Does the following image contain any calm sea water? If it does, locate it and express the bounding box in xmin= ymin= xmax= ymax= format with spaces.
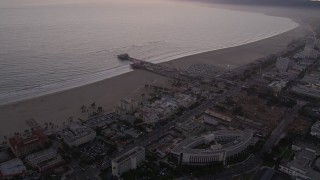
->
xmin=0 ymin=0 xmax=298 ymax=105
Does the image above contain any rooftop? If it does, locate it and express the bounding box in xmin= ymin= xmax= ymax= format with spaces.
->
xmin=171 ymin=130 xmax=253 ymax=155
xmin=0 ymin=158 xmax=26 ymax=177
xmin=8 ymin=129 xmax=48 ymax=152
xmin=113 ymin=147 xmax=145 ymax=164
xmin=25 ymin=148 xmax=57 ymax=165
xmin=61 ymin=123 xmax=96 ymax=143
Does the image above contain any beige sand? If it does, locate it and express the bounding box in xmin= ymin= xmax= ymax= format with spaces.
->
xmin=0 ymin=25 xmax=307 ymax=140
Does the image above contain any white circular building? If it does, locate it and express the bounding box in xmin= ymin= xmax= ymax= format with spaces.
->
xmin=170 ymin=129 xmax=253 ymax=165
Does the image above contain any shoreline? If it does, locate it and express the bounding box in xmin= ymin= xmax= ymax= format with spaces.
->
xmin=0 ymin=19 xmax=298 ymax=107
xmin=0 ymin=24 xmax=309 ymax=139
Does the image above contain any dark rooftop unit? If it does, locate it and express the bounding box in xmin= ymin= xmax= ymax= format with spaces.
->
xmin=117 ymin=54 xmax=130 ymax=60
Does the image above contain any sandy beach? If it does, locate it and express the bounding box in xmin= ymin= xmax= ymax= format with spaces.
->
xmin=0 ymin=23 xmax=308 ymax=140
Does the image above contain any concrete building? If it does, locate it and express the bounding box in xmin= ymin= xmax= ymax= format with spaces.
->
xmin=111 ymin=147 xmax=145 ymax=177
xmin=268 ymin=80 xmax=288 ymax=94
xmin=0 ymin=158 xmax=26 ymax=179
xmin=176 ymin=119 xmax=204 ymax=137
xmin=24 ymin=148 xmax=64 ymax=172
xmin=136 ymin=97 xmax=179 ymax=124
xmin=8 ymin=130 xmax=48 ymax=157
xmin=61 ymin=123 xmax=96 ymax=147
xmin=276 ymin=57 xmax=290 ymax=72
xmin=115 ymin=99 xmax=138 ymax=115
xmin=204 ymin=110 xmax=232 ymax=122
xmin=303 ymin=46 xmax=318 ymax=60
xmin=310 ymin=121 xmax=320 ymax=139
xmin=279 ymin=142 xmax=320 ymax=180
xmin=171 ymin=130 xmax=253 ymax=165
xmin=291 ymin=84 xmax=320 ymax=99
xmin=83 ymin=114 xmax=118 ymax=129
xmin=175 ymin=93 xmax=197 ymax=108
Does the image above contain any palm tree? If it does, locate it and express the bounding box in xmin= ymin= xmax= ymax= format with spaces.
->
xmin=91 ymin=102 xmax=96 ymax=109
xmin=67 ymin=116 xmax=73 ymax=124
xmin=97 ymin=107 xmax=103 ymax=114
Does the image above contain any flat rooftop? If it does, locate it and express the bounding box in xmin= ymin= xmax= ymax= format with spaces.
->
xmin=61 ymin=123 xmax=95 ymax=143
xmin=113 ymin=147 xmax=144 ymax=164
xmin=171 ymin=130 xmax=253 ymax=155
xmin=0 ymin=158 xmax=26 ymax=177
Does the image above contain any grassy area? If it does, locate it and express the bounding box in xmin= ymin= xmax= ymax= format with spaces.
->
xmin=282 ymin=149 xmax=293 ymax=160
xmin=227 ymin=152 xmax=251 ymax=165
xmin=260 ymin=160 xmax=276 ymax=168
xmin=233 ymin=171 xmax=256 ymax=180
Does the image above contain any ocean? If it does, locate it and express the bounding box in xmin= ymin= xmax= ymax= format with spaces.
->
xmin=0 ymin=0 xmax=298 ymax=105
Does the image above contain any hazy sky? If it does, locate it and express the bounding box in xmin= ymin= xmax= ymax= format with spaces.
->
xmin=0 ymin=0 xmax=170 ymax=7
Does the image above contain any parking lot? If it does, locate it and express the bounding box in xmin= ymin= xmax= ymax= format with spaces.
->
xmin=78 ymin=140 xmax=109 ymax=163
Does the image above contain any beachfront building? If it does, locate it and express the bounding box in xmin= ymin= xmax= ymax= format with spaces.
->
xmin=8 ymin=129 xmax=48 ymax=158
xmin=0 ymin=158 xmax=26 ymax=179
xmin=310 ymin=121 xmax=320 ymax=139
xmin=276 ymin=57 xmax=290 ymax=72
xmin=24 ymin=148 xmax=64 ymax=172
xmin=61 ymin=123 xmax=96 ymax=147
xmin=170 ymin=130 xmax=253 ymax=165
xmin=111 ymin=147 xmax=145 ymax=177
xmin=294 ymin=46 xmax=319 ymax=60
xmin=114 ymin=99 xmax=138 ymax=115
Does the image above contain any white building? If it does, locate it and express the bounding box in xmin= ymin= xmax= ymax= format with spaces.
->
xmin=61 ymin=123 xmax=96 ymax=147
xmin=0 ymin=158 xmax=26 ymax=179
xmin=276 ymin=57 xmax=290 ymax=72
xmin=310 ymin=121 xmax=320 ymax=139
xmin=171 ymin=130 xmax=253 ymax=165
xmin=112 ymin=147 xmax=145 ymax=177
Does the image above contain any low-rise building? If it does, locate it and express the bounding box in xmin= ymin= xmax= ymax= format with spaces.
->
xmin=8 ymin=130 xmax=48 ymax=157
xmin=24 ymin=148 xmax=64 ymax=172
xmin=276 ymin=57 xmax=290 ymax=72
xmin=310 ymin=121 xmax=320 ymax=139
xmin=204 ymin=110 xmax=232 ymax=122
xmin=279 ymin=142 xmax=320 ymax=180
xmin=0 ymin=158 xmax=26 ymax=179
xmin=84 ymin=114 xmax=118 ymax=129
xmin=171 ymin=130 xmax=253 ymax=165
xmin=111 ymin=147 xmax=145 ymax=177
xmin=136 ymin=97 xmax=179 ymax=124
xmin=291 ymin=85 xmax=320 ymax=99
xmin=268 ymin=80 xmax=288 ymax=94
xmin=175 ymin=93 xmax=197 ymax=108
xmin=124 ymin=128 xmax=141 ymax=139
xmin=176 ymin=119 xmax=204 ymax=137
xmin=114 ymin=99 xmax=138 ymax=115
xmin=61 ymin=123 xmax=96 ymax=147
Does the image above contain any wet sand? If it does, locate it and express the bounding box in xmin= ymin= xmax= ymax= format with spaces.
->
xmin=0 ymin=23 xmax=308 ymax=140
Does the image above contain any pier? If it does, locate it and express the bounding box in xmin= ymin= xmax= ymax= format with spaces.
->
xmin=118 ymin=54 xmax=193 ymax=81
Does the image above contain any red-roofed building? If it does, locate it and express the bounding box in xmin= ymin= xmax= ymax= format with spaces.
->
xmin=8 ymin=130 xmax=48 ymax=158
